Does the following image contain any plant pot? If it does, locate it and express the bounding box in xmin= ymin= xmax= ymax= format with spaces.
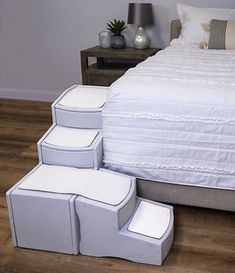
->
xmin=111 ymin=35 xmax=126 ymax=49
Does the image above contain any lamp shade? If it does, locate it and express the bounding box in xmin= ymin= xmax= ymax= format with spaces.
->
xmin=128 ymin=3 xmax=154 ymax=26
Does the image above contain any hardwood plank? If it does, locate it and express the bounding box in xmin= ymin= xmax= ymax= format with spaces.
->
xmin=0 ymin=98 xmax=234 ymax=273
xmin=0 ymin=99 xmax=48 ymax=195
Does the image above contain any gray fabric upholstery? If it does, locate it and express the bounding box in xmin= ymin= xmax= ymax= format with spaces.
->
xmin=208 ymin=19 xmax=227 ymax=49
xmin=171 ymin=20 xmax=182 ymax=41
xmin=208 ymin=19 xmax=235 ymax=49
xmin=137 ymin=179 xmax=235 ymax=212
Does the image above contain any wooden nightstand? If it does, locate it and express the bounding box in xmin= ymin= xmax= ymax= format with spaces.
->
xmin=80 ymin=46 xmax=160 ymax=86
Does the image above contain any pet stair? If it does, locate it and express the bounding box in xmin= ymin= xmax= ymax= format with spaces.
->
xmin=52 ymin=85 xmax=108 ymax=129
xmin=6 ymin=164 xmax=134 ymax=255
xmin=6 ymin=84 xmax=174 ymax=266
xmin=76 ymin=193 xmax=173 ymax=265
xmin=37 ymin=124 xmax=103 ymax=169
xmin=7 ymin=164 xmax=173 ymax=265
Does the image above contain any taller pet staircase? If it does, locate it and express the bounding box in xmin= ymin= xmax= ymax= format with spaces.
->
xmin=6 ymin=85 xmax=174 ymax=266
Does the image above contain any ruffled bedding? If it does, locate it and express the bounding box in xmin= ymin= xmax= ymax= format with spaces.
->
xmin=102 ymin=42 xmax=235 ymax=190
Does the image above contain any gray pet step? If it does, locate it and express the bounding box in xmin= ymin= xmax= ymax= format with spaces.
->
xmin=7 ymin=163 xmax=174 ymax=265
xmin=37 ymin=124 xmax=103 ymax=169
xmin=52 ymin=85 xmax=108 ymax=129
xmin=6 ymin=165 xmax=80 ymax=254
xmin=76 ymin=194 xmax=174 ymax=266
xmin=6 ymin=164 xmax=134 ymax=255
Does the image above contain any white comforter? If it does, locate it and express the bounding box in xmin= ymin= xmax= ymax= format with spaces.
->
xmin=102 ymin=42 xmax=235 ymax=190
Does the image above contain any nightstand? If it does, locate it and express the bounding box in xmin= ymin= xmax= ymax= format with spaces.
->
xmin=80 ymin=46 xmax=160 ymax=86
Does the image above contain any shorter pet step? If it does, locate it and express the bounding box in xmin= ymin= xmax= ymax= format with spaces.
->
xmin=76 ymin=196 xmax=174 ymax=266
xmin=37 ymin=124 xmax=103 ymax=169
xmin=52 ymin=85 xmax=108 ymax=129
xmin=6 ymin=164 xmax=134 ymax=255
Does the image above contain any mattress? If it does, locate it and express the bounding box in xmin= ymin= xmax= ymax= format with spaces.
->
xmin=102 ymin=41 xmax=235 ymax=190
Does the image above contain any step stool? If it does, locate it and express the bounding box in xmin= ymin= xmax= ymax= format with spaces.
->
xmin=38 ymin=124 xmax=103 ymax=169
xmin=76 ymin=194 xmax=174 ymax=265
xmin=6 ymin=164 xmax=134 ymax=255
xmin=52 ymin=85 xmax=108 ymax=129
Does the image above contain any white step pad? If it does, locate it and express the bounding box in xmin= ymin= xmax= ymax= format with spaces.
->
xmin=128 ymin=201 xmax=170 ymax=239
xmin=59 ymin=86 xmax=107 ymax=109
xmin=43 ymin=126 xmax=99 ymax=148
xmin=38 ymin=125 xmax=102 ymax=169
xmin=19 ymin=164 xmax=132 ymax=206
xmin=52 ymin=85 xmax=108 ymax=129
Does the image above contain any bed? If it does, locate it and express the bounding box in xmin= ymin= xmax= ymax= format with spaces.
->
xmin=102 ymin=18 xmax=235 ymax=212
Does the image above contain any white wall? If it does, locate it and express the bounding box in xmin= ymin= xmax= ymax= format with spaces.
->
xmin=0 ymin=0 xmax=235 ymax=101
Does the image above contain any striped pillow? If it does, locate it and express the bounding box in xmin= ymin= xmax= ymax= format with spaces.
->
xmin=208 ymin=19 xmax=235 ymax=49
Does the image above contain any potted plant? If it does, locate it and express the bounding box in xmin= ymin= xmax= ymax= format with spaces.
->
xmin=107 ymin=19 xmax=127 ymax=49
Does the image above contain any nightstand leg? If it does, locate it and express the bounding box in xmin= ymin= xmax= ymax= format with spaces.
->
xmin=80 ymin=52 xmax=88 ymax=85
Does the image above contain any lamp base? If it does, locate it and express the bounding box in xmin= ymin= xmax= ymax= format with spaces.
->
xmin=133 ymin=26 xmax=150 ymax=49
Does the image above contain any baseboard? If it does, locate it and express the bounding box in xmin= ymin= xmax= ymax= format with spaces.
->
xmin=0 ymin=87 xmax=62 ymax=102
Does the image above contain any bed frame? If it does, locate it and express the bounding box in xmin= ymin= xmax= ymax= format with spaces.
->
xmin=170 ymin=20 xmax=182 ymax=41
xmin=137 ymin=20 xmax=235 ymax=212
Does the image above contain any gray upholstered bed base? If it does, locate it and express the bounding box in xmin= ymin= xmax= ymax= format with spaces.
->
xmin=170 ymin=20 xmax=182 ymax=41
xmin=137 ymin=179 xmax=235 ymax=212
xmin=136 ymin=21 xmax=235 ymax=212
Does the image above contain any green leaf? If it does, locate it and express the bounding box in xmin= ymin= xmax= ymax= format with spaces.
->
xmin=107 ymin=18 xmax=127 ymax=35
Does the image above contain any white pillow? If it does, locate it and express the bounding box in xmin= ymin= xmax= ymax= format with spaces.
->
xmin=177 ymin=4 xmax=235 ymax=44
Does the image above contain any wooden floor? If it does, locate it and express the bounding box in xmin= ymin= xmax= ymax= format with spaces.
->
xmin=0 ymin=98 xmax=234 ymax=273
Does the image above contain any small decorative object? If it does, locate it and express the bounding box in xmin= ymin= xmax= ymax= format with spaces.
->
xmin=107 ymin=19 xmax=127 ymax=49
xmin=98 ymin=31 xmax=112 ymax=48
xmin=128 ymin=3 xmax=154 ymax=49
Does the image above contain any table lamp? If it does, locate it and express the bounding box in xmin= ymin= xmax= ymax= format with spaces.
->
xmin=128 ymin=3 xmax=154 ymax=49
